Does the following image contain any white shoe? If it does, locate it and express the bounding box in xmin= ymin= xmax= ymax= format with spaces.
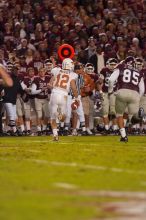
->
xmin=71 ymin=129 xmax=78 ymax=136
xmin=86 ymin=128 xmax=93 ymax=135
xmin=53 ymin=135 xmax=59 ymax=141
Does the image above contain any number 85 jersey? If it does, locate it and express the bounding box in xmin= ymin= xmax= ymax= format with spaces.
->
xmin=51 ymin=67 xmax=77 ymax=95
xmin=109 ymin=63 xmax=144 ymax=94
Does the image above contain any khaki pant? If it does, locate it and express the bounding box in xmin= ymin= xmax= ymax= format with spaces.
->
xmin=81 ymin=96 xmax=90 ymax=115
xmin=16 ymin=97 xmax=24 ymax=117
xmin=23 ymin=99 xmax=36 ymax=119
xmin=35 ymin=98 xmax=49 ymax=119
xmin=102 ymin=93 xmax=116 ymax=117
xmin=116 ymin=89 xmax=140 ymax=116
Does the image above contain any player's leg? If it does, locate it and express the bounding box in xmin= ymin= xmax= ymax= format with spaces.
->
xmin=64 ymin=95 xmax=72 ymax=135
xmin=4 ymin=103 xmax=17 ymax=135
xmin=81 ymin=96 xmax=92 ymax=135
xmin=35 ymin=98 xmax=43 ymax=135
xmin=16 ymin=97 xmax=25 ymax=135
xmin=42 ymin=98 xmax=49 ymax=135
xmin=50 ymin=92 xmax=60 ymax=141
xmin=128 ymin=91 xmax=141 ymax=128
xmin=102 ymin=93 xmax=110 ymax=133
xmin=115 ymin=89 xmax=128 ymax=142
xmin=139 ymin=95 xmax=146 ymax=133
xmin=76 ymin=98 xmax=86 ymax=135
xmin=109 ymin=93 xmax=118 ymax=134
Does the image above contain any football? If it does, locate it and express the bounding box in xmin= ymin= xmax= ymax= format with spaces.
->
xmin=71 ymin=100 xmax=79 ymax=110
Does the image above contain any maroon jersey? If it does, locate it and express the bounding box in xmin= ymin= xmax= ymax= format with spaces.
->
xmin=100 ymin=67 xmax=117 ymax=93
xmin=45 ymin=70 xmax=52 ymax=77
xmin=117 ymin=64 xmax=143 ymax=92
xmin=33 ymin=75 xmax=51 ymax=99
xmin=23 ymin=76 xmax=36 ymax=99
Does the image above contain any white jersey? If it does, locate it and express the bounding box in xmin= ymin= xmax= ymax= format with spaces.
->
xmin=52 ymin=68 xmax=77 ymax=95
xmin=51 ymin=66 xmax=61 ymax=76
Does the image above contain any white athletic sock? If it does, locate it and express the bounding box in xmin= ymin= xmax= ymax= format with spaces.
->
xmin=136 ymin=124 xmax=140 ymax=129
xmin=20 ymin=124 xmax=25 ymax=132
xmin=53 ymin=128 xmax=58 ymax=136
xmin=120 ymin=128 xmax=126 ymax=138
xmin=42 ymin=124 xmax=47 ymax=131
xmin=82 ymin=126 xmax=86 ymax=131
xmin=76 ymin=119 xmax=80 ymax=129
xmin=26 ymin=121 xmax=30 ymax=131
xmin=113 ymin=125 xmax=118 ymax=130
xmin=105 ymin=124 xmax=109 ymax=130
xmin=37 ymin=126 xmax=41 ymax=131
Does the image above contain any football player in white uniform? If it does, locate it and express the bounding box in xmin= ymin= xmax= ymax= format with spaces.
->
xmin=49 ymin=58 xmax=79 ymax=141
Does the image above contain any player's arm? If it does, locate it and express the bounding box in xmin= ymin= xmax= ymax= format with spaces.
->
xmin=31 ymin=83 xmax=42 ymax=94
xmin=0 ymin=65 xmax=13 ymax=87
xmin=96 ymin=73 xmax=104 ymax=91
xmin=108 ymin=68 xmax=119 ymax=94
xmin=139 ymin=77 xmax=145 ymax=97
xmin=21 ymin=81 xmax=27 ymax=90
xmin=48 ymin=75 xmax=55 ymax=89
xmin=21 ymin=81 xmax=30 ymax=93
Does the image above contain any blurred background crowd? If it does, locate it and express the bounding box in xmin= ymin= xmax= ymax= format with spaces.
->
xmin=0 ymin=0 xmax=146 ymax=70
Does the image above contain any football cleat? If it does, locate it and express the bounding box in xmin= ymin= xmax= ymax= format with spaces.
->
xmin=71 ymin=129 xmax=78 ymax=136
xmin=26 ymin=130 xmax=31 ymax=136
xmin=86 ymin=128 xmax=93 ymax=135
xmin=120 ymin=136 xmax=128 ymax=142
xmin=63 ymin=129 xmax=71 ymax=136
xmin=37 ymin=131 xmax=42 ymax=136
xmin=53 ymin=135 xmax=59 ymax=141
xmin=80 ymin=130 xmax=88 ymax=136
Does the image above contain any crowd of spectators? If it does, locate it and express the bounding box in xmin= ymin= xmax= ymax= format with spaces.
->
xmin=0 ymin=0 xmax=146 ymax=71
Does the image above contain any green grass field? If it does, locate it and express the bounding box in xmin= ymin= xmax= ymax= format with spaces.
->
xmin=0 ymin=136 xmax=146 ymax=220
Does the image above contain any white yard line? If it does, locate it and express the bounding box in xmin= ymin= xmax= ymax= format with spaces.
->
xmin=53 ymin=180 xmax=146 ymax=200
xmin=29 ymin=159 xmax=146 ymax=175
xmin=53 ymin=182 xmax=146 ymax=199
xmin=54 ymin=182 xmax=78 ymax=189
xmin=78 ymin=190 xmax=146 ymax=199
xmin=53 ymin=182 xmax=146 ymax=219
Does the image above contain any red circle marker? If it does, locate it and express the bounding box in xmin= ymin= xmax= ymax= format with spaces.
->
xmin=58 ymin=44 xmax=75 ymax=60
xmin=64 ymin=50 xmax=69 ymax=55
